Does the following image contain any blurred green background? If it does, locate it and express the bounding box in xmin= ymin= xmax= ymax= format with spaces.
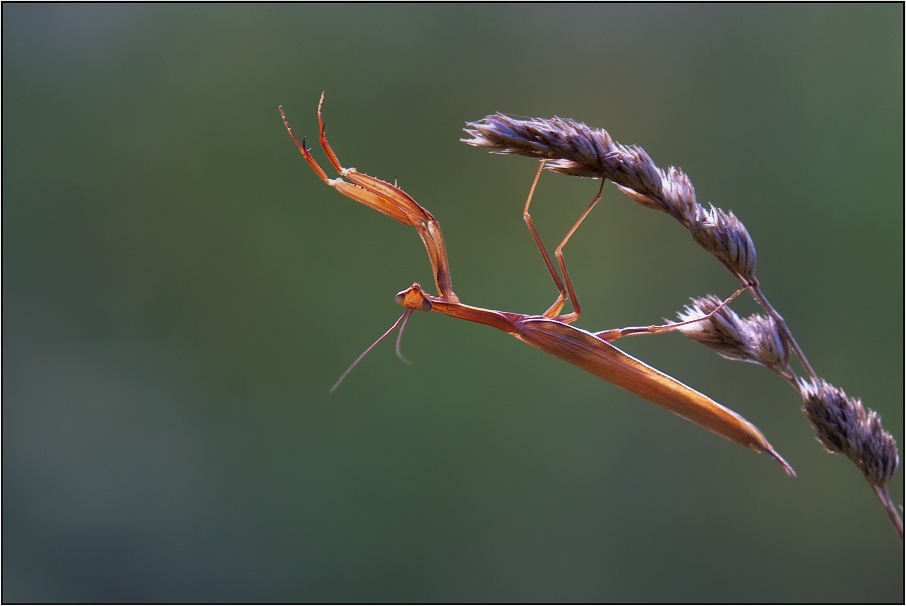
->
xmin=3 ymin=4 xmax=902 ymax=602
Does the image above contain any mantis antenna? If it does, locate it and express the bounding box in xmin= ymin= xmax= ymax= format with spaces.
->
xmin=330 ymin=309 xmax=414 ymax=393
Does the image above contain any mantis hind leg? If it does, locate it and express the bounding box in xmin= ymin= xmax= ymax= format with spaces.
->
xmin=594 ymin=284 xmax=749 ymax=342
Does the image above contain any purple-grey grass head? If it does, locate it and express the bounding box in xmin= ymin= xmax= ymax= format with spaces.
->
xmin=674 ymin=295 xmax=790 ymax=376
xmin=463 ymin=114 xmax=757 ymax=281
xmin=799 ymin=378 xmax=899 ymax=487
xmin=744 ymin=313 xmax=791 ymax=374
xmin=462 ymin=114 xmax=662 ymax=198
xmin=688 ymin=206 xmax=758 ymax=282
xmin=674 ymin=295 xmax=752 ymax=362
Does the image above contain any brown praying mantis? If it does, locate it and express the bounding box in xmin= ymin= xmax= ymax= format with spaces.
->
xmin=279 ymin=97 xmax=795 ymax=476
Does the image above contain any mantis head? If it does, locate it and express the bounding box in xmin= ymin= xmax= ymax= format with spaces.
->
xmin=395 ymin=283 xmax=433 ymax=312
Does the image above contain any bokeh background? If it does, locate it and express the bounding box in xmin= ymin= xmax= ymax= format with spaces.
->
xmin=3 ymin=4 xmax=903 ymax=602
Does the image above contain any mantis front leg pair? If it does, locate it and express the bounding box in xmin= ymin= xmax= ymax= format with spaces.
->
xmin=279 ymin=98 xmax=457 ymax=302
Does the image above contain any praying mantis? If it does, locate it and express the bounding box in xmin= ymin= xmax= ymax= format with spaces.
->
xmin=279 ymin=97 xmax=794 ymax=476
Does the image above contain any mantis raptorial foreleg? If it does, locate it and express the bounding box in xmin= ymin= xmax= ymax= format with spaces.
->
xmin=280 ymin=98 xmax=457 ymax=301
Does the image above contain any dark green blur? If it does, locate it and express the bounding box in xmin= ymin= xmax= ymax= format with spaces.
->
xmin=3 ymin=4 xmax=902 ymax=602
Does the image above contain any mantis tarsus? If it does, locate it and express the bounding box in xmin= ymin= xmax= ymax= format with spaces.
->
xmin=279 ymin=97 xmax=794 ymax=476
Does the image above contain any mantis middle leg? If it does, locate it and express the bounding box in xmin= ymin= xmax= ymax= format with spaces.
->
xmin=521 ymin=160 xmax=604 ymax=323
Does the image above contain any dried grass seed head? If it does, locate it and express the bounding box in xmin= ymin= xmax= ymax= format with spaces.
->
xmin=463 ymin=113 xmax=609 ymax=177
xmin=744 ymin=313 xmax=791 ymax=374
xmin=675 ymin=296 xmax=790 ymax=375
xmin=462 ymin=114 xmax=663 ymax=198
xmin=689 ymin=206 xmax=758 ymax=282
xmin=799 ymin=378 xmax=899 ymax=487
xmin=657 ymin=167 xmax=701 ymax=225
xmin=463 ymin=114 xmax=758 ymax=281
xmin=675 ymin=295 xmax=752 ymax=361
